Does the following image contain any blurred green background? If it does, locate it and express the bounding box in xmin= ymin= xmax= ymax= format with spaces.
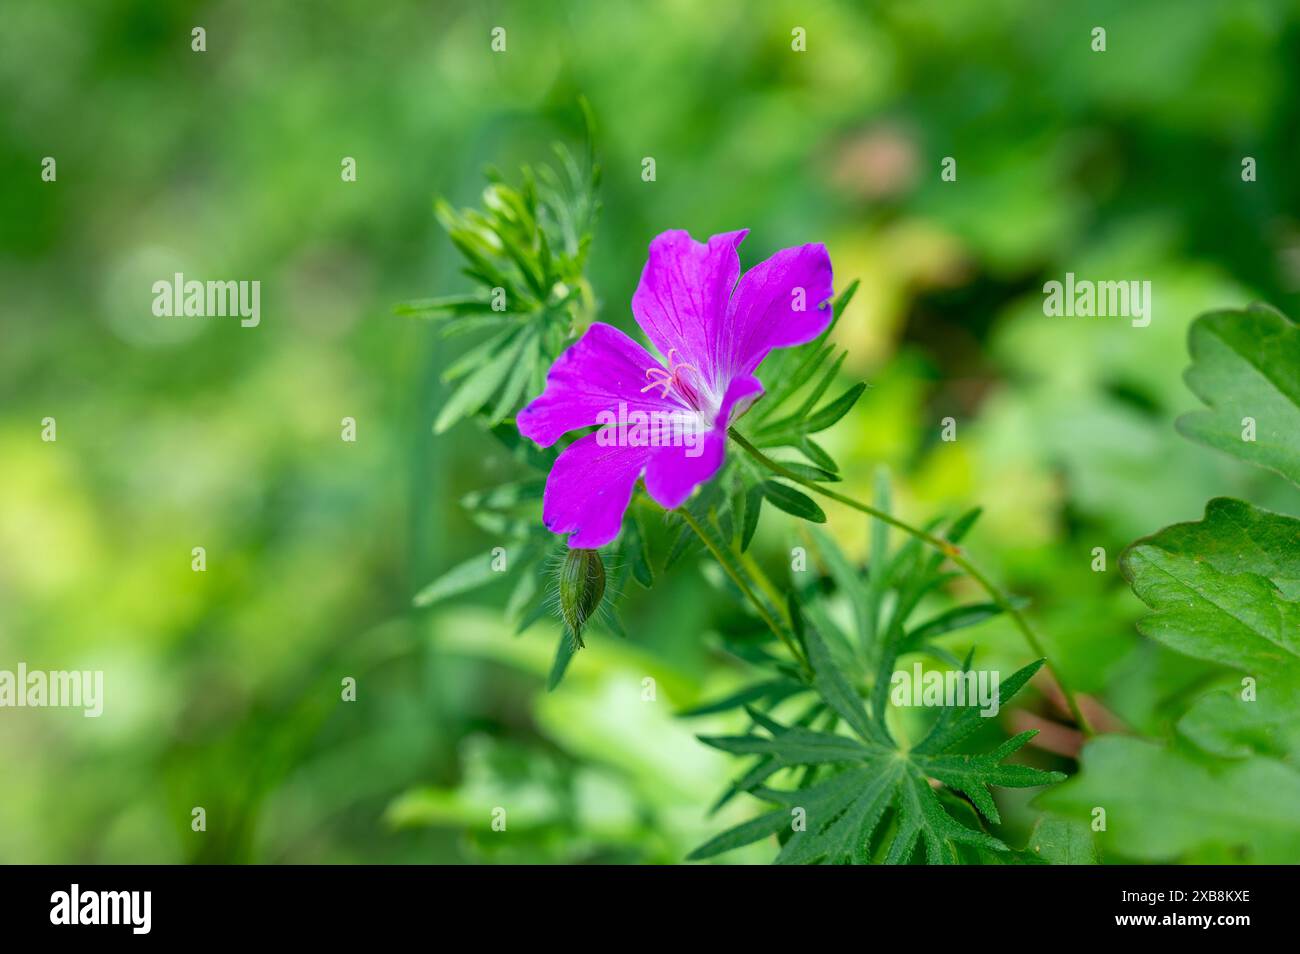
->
xmin=2 ymin=0 xmax=1299 ymax=863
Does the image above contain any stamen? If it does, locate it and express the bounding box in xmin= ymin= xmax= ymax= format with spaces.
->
xmin=641 ymin=353 xmax=710 ymax=408
xmin=639 ymin=350 xmax=712 ymax=410
xmin=672 ymin=361 xmax=700 ymax=382
xmin=641 ymin=367 xmax=673 ymax=397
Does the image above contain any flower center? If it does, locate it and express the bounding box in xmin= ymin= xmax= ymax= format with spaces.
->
xmin=640 ymin=349 xmax=709 ymax=413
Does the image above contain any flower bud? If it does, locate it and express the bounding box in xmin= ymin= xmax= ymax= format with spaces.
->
xmin=558 ymin=548 xmax=605 ymax=647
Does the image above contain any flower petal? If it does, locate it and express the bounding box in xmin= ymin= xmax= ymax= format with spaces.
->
xmin=642 ymin=374 xmax=763 ymax=510
xmin=722 ymin=243 xmax=834 ymax=378
xmin=642 ymin=433 xmax=726 ymax=512
xmin=717 ymin=372 xmax=766 ymax=425
xmin=542 ymin=430 xmax=653 ymax=548
xmin=631 ymin=229 xmax=748 ymax=389
xmin=517 ymin=322 xmax=675 ymax=447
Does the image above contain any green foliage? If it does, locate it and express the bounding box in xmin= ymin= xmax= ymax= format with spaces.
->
xmin=14 ymin=0 xmax=1300 ymax=867
xmin=652 ymin=280 xmax=865 ymax=573
xmin=412 ymin=480 xmax=560 ymax=625
xmin=405 ymin=120 xmax=633 ymax=688
xmin=687 ymin=494 xmax=1064 ymax=864
xmin=1025 ymin=816 xmax=1099 ymax=865
xmin=1122 ymin=498 xmax=1300 ymax=680
xmin=397 ymin=114 xmax=601 ymax=434
xmin=759 ymin=480 xmax=826 ymax=523
xmin=411 ymin=480 xmax=637 ymax=691
xmin=1176 ymin=305 xmax=1300 ymax=486
xmin=1177 ymin=683 xmax=1300 ymax=763
xmin=741 ymin=281 xmax=865 ymax=473
xmin=1046 ymin=305 xmax=1300 ymax=862
xmin=691 ymin=638 xmax=1061 ymax=864
xmin=413 ymin=550 xmax=509 ymax=608
xmin=1037 ymin=737 xmax=1300 ymax=863
xmin=397 ymin=92 xmax=1297 ymax=868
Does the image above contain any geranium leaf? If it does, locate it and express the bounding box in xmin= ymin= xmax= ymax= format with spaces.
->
xmin=434 ymin=329 xmax=531 ymax=433
xmin=413 ymin=550 xmax=503 ymax=608
xmin=760 ymin=480 xmax=826 ymax=523
xmin=798 ymin=382 xmax=867 ymax=434
xmin=804 ymin=627 xmax=884 ymax=745
xmin=1178 ymin=682 xmax=1300 ymax=762
xmin=799 ymin=437 xmax=838 ymax=473
xmin=899 ymin=601 xmax=1012 ymax=654
xmin=692 ymin=695 xmax=1058 ymax=864
xmin=828 ymin=278 xmax=859 ymax=333
xmin=1120 ymin=497 xmax=1300 ymax=681
xmin=623 ymin=509 xmax=654 ymax=588
xmin=688 ymin=475 xmax=1062 ymax=864
xmin=740 ymin=483 xmax=763 ymax=552
xmin=677 ymin=679 xmax=808 ymax=718
xmin=546 ymin=626 xmax=580 ymax=691
xmin=1176 ymin=304 xmax=1300 ymax=486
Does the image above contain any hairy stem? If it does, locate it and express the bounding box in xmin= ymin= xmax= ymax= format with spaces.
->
xmin=729 ymin=428 xmax=1092 ymax=736
xmin=676 ymin=507 xmax=811 ymax=675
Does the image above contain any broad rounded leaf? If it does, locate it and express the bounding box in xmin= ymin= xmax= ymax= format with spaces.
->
xmin=1176 ymin=304 xmax=1300 ymax=487
xmin=1120 ymin=497 xmax=1300 ymax=681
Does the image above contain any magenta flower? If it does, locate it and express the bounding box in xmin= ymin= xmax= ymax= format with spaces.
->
xmin=517 ymin=229 xmax=834 ymax=548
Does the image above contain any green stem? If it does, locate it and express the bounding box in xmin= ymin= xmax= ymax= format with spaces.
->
xmin=729 ymin=428 xmax=1092 ymax=736
xmin=676 ymin=508 xmax=811 ymax=675
xmin=736 ymin=549 xmax=791 ymax=625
